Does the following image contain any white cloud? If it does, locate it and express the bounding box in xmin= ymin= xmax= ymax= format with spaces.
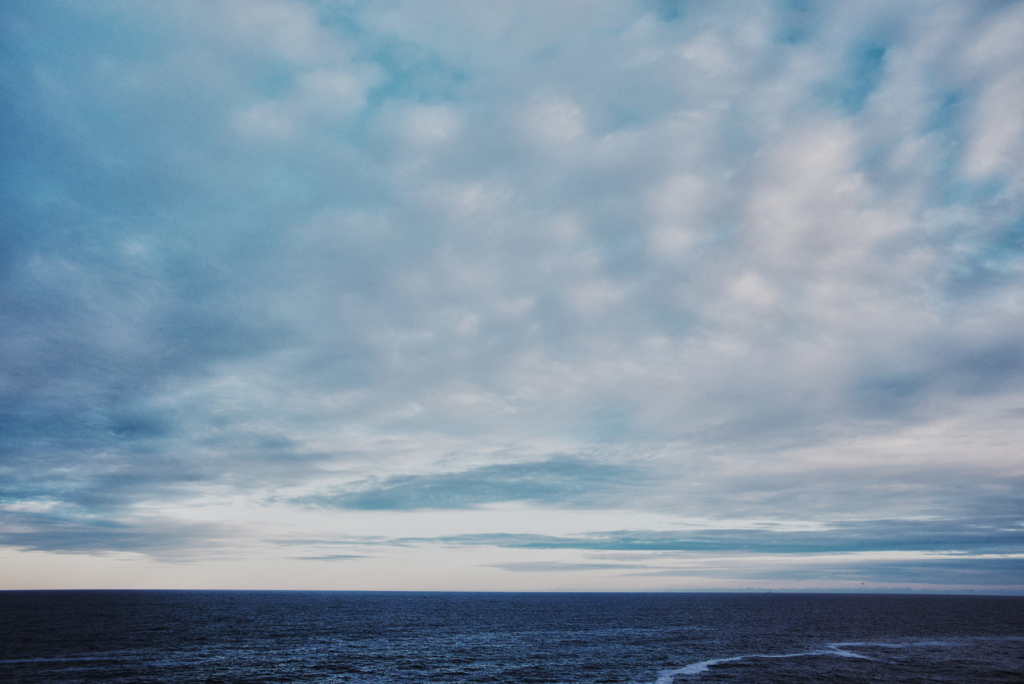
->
xmin=647 ymin=173 xmax=710 ymax=259
xmin=403 ymin=104 xmax=461 ymax=146
xmin=965 ymin=67 xmax=1024 ymax=178
xmin=524 ymin=96 xmax=588 ymax=144
xmin=2 ymin=0 xmax=1023 ymax=591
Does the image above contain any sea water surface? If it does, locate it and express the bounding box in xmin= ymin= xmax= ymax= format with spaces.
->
xmin=1 ymin=591 xmax=1022 ymax=683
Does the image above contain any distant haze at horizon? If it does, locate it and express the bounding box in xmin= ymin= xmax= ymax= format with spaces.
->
xmin=1 ymin=0 xmax=1023 ymax=593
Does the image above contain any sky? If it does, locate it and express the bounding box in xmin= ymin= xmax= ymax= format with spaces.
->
xmin=1 ymin=0 xmax=1023 ymax=593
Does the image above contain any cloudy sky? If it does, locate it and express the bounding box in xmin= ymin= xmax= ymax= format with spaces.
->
xmin=2 ymin=0 xmax=1023 ymax=593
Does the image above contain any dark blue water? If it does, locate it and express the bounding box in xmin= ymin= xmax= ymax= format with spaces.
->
xmin=1 ymin=592 xmax=1021 ymax=683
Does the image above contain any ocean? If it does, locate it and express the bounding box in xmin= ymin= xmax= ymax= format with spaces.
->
xmin=1 ymin=591 xmax=1021 ymax=683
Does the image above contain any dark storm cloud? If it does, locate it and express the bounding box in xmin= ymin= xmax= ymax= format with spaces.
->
xmin=0 ymin=508 xmax=233 ymax=560
xmin=298 ymin=457 xmax=648 ymax=510
xmin=746 ymin=557 xmax=1024 ymax=586
xmin=423 ymin=519 xmax=1024 ymax=555
xmin=636 ymin=557 xmax=1024 ymax=588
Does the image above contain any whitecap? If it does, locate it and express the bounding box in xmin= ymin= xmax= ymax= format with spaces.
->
xmin=652 ymin=644 xmax=873 ymax=682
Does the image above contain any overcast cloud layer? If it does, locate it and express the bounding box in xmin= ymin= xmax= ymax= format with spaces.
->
xmin=2 ymin=0 xmax=1023 ymax=592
